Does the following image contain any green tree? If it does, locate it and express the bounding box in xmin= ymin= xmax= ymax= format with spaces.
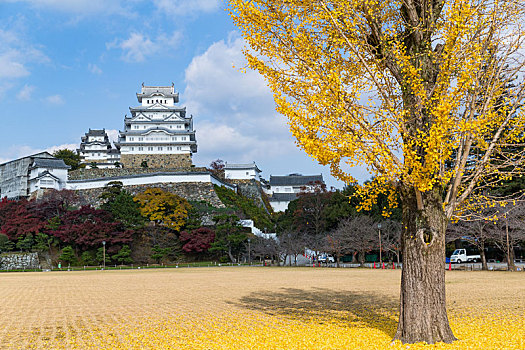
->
xmin=59 ymin=246 xmax=76 ymax=265
xmin=16 ymin=234 xmax=34 ymax=252
xmin=112 ymin=245 xmax=133 ymax=264
xmin=0 ymin=234 xmax=14 ymax=252
xmin=53 ymin=149 xmax=83 ymax=170
xmin=100 ymin=182 xmax=146 ymax=228
xmin=210 ymin=214 xmax=248 ymax=263
xmin=150 ymin=244 xmax=171 ymax=263
xmin=213 ymin=185 xmax=274 ymax=230
xmin=34 ymin=232 xmax=58 ymax=252
xmin=80 ymin=251 xmax=96 ymax=265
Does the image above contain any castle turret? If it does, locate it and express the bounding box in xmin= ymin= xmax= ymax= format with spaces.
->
xmin=115 ymin=84 xmax=197 ymax=168
xmin=78 ymin=129 xmax=120 ymax=168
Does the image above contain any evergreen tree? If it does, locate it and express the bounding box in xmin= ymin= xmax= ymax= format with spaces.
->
xmin=59 ymin=246 xmax=76 ymax=265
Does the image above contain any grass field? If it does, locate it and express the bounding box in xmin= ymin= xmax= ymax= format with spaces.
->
xmin=0 ymin=267 xmax=523 ymax=349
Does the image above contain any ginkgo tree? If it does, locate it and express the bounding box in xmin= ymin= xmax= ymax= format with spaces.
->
xmin=229 ymin=0 xmax=525 ymax=344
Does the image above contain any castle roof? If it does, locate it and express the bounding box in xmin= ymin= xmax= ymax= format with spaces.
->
xmin=0 ymin=152 xmax=54 ymax=167
xmin=86 ymin=129 xmax=106 ymax=136
xmin=137 ymin=84 xmax=179 ymax=103
xmin=269 ymin=174 xmax=324 ymax=186
xmin=224 ymin=162 xmax=261 ymax=173
xmin=270 ymin=193 xmax=298 ymax=202
xmin=31 ymin=158 xmax=70 ymax=169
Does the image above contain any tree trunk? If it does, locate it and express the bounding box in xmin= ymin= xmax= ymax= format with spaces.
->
xmin=358 ymin=251 xmax=365 ymax=265
xmin=393 ymin=188 xmax=457 ymax=344
xmin=227 ymin=246 xmax=235 ymax=263
xmin=507 ymin=244 xmax=516 ymax=271
xmin=480 ymin=241 xmax=488 ymax=271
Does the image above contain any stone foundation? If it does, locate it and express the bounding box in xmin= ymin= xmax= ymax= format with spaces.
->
xmin=120 ymin=153 xmax=192 ymax=169
xmin=0 ymin=252 xmax=40 ymax=270
xmin=76 ymin=182 xmax=226 ymax=208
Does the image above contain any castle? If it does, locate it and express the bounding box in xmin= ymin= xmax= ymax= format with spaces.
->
xmin=79 ymin=84 xmax=196 ymax=169
xmin=0 ymin=83 xmax=325 ymax=213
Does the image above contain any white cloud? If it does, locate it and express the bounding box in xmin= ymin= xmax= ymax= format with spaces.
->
xmin=105 ymin=129 xmax=119 ymax=143
xmin=0 ymin=28 xmax=49 ymax=97
xmin=44 ymin=143 xmax=78 ymax=154
xmin=107 ymin=31 xmax=182 ymax=63
xmin=182 ymin=33 xmax=346 ymax=186
xmin=88 ymin=63 xmax=102 ymax=75
xmin=17 ymin=84 xmax=35 ymax=100
xmin=153 ymin=0 xmax=221 ymax=16
xmin=44 ymin=94 xmax=64 ymax=105
xmin=0 ymin=143 xmax=78 ymax=165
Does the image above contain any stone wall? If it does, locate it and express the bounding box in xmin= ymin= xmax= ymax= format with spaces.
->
xmin=76 ymin=182 xmax=225 ymax=208
xmin=120 ymin=153 xmax=192 ymax=169
xmin=228 ymin=179 xmax=273 ymax=213
xmin=69 ymin=166 xmax=207 ymax=180
xmin=0 ymin=252 xmax=40 ymax=270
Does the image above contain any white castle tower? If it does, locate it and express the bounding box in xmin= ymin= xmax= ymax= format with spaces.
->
xmin=116 ymin=84 xmax=197 ymax=168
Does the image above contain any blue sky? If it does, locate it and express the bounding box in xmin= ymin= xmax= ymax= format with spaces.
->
xmin=0 ymin=0 xmax=368 ymax=188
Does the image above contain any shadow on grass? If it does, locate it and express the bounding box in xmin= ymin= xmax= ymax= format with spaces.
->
xmin=233 ymin=288 xmax=399 ymax=337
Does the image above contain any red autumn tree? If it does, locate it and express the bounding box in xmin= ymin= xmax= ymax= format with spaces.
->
xmin=0 ymin=199 xmax=47 ymax=240
xmin=179 ymin=227 xmax=215 ymax=254
xmin=50 ymin=206 xmax=133 ymax=252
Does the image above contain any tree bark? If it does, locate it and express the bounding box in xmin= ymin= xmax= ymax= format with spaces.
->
xmin=480 ymin=240 xmax=488 ymax=271
xmin=393 ymin=187 xmax=457 ymax=344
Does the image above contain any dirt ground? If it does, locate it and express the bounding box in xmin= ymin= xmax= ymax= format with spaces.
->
xmin=0 ymin=268 xmax=523 ymax=349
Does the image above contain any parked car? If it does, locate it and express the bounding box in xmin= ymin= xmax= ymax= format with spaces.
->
xmin=450 ymin=249 xmax=480 ymax=263
xmin=318 ymin=254 xmax=335 ymax=263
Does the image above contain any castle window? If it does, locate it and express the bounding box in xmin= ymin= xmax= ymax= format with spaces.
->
xmin=167 ymin=146 xmax=172 ymax=151
xmin=139 ymin=137 xmax=143 ymax=141
xmin=139 ymin=147 xmax=143 ymax=151
xmin=148 ymin=147 xmax=153 ymax=151
xmin=131 ymin=147 xmax=134 ymax=151
xmin=177 ymin=125 xmax=182 ymax=129
xmin=130 ymin=137 xmax=134 ymax=141
xmin=158 ymin=147 xmax=163 ymax=151
xmin=176 ymin=147 xmax=182 ymax=151
xmin=134 ymin=125 xmax=139 ymax=129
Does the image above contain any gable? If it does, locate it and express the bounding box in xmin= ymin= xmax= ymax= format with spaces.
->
xmin=131 ymin=113 xmax=152 ymax=122
xmin=146 ymin=103 xmax=170 ymax=110
xmin=164 ymin=113 xmax=184 ymax=122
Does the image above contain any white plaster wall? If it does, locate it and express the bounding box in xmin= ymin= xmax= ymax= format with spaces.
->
xmin=119 ymin=146 xmax=190 ymax=154
xmin=270 ymin=201 xmax=290 ymax=213
xmin=271 ymin=185 xmax=294 ymax=193
xmin=67 ymin=173 xmax=236 ymax=191
xmin=142 ymin=97 xmax=174 ymax=106
xmin=225 ymin=169 xmax=260 ymax=180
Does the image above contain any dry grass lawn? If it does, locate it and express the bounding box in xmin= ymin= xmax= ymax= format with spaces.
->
xmin=0 ymin=267 xmax=523 ymax=349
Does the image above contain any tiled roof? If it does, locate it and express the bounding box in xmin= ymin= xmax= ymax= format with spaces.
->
xmin=32 ymin=158 xmax=71 ymax=169
xmin=224 ymin=162 xmax=261 ymax=172
xmin=270 ymin=193 xmax=298 ymax=202
xmin=33 ymin=170 xmax=59 ymax=181
xmin=87 ymin=129 xmax=107 ymax=136
xmin=270 ymin=174 xmax=323 ymax=186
